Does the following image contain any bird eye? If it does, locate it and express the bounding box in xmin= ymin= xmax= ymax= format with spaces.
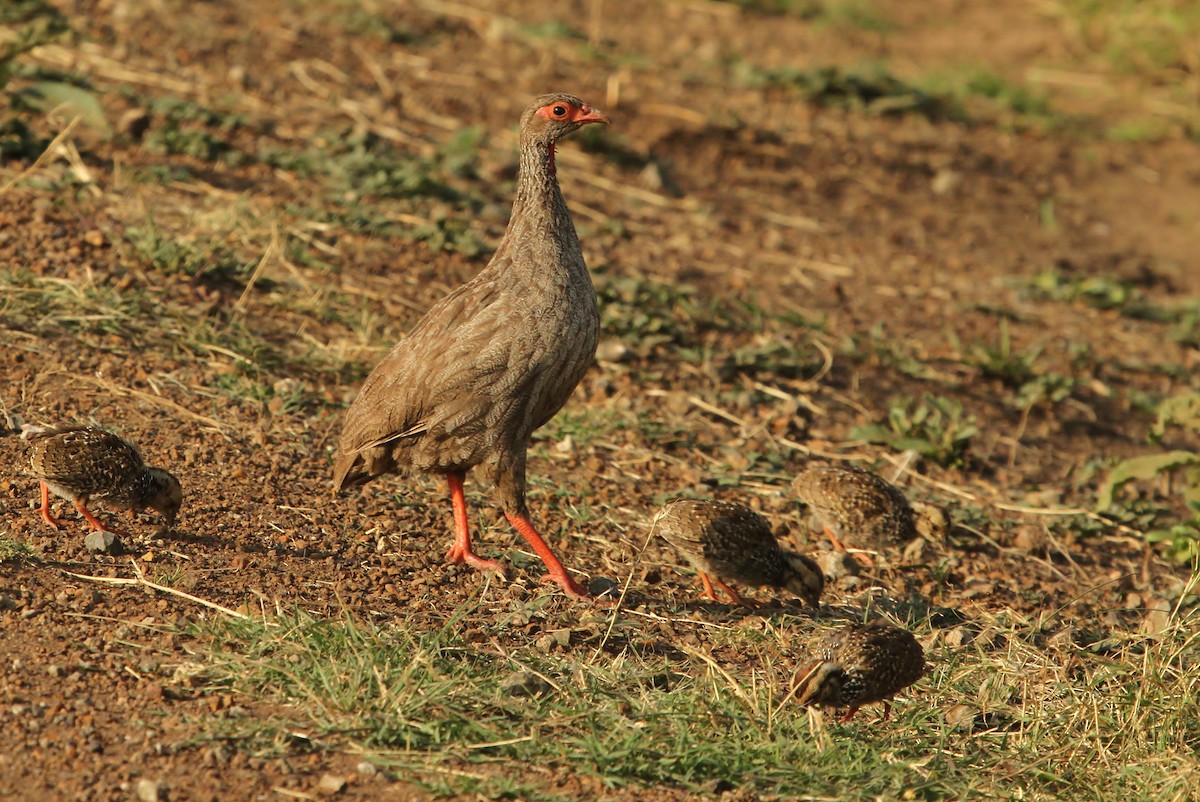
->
xmin=552 ymin=104 xmax=568 ymax=117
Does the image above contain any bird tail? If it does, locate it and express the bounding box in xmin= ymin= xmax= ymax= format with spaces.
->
xmin=331 ymin=451 xmax=365 ymax=496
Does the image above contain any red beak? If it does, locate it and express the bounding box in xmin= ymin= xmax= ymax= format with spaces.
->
xmin=577 ymin=105 xmax=610 ymax=125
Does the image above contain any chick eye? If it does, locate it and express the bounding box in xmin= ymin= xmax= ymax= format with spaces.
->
xmin=552 ymin=104 xmax=568 ymax=117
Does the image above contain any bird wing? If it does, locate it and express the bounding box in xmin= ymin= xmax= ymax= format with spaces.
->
xmin=32 ymin=427 xmax=144 ymax=494
xmin=333 ymin=263 xmax=535 ymax=483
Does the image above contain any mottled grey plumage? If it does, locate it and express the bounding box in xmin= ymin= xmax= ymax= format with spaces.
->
xmin=654 ymin=499 xmax=824 ymax=606
xmin=332 ymin=93 xmax=609 ymax=598
xmin=792 ymin=462 xmax=948 ymax=553
xmin=24 ymin=424 xmax=182 ymax=533
xmin=792 ymin=621 xmax=925 ymax=721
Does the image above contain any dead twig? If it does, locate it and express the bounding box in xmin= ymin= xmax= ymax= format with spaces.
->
xmin=63 ymin=562 xmax=250 ymax=620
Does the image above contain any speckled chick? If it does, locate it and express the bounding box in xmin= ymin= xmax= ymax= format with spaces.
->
xmin=24 ymin=425 xmax=182 ymax=533
xmin=792 ymin=621 xmax=925 ymax=722
xmin=792 ymin=462 xmax=948 ymax=554
xmin=654 ymin=499 xmax=824 ymax=606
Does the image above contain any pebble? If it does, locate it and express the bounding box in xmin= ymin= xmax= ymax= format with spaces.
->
xmin=1140 ymin=599 xmax=1172 ymax=636
xmin=316 ymin=773 xmax=347 ymax=796
xmin=1011 ymin=524 xmax=1048 ymax=552
xmin=135 ymin=778 xmax=167 ymax=802
xmin=84 ymin=530 xmax=122 ymax=554
xmin=501 ymin=670 xmax=553 ymax=698
xmin=587 ymin=576 xmax=619 ymax=598
xmin=595 ymin=338 xmax=630 ymax=363
xmin=815 ymin=550 xmax=858 ymax=581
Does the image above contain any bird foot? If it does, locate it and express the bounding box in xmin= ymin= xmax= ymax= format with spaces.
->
xmin=445 ymin=545 xmax=508 ymax=577
xmin=84 ymin=520 xmax=124 ymax=537
xmin=847 ymin=549 xmax=878 ymax=569
xmin=75 ymin=502 xmax=123 ymax=536
xmin=538 ymin=571 xmax=592 ymax=600
xmin=39 ymin=509 xmax=63 ymax=530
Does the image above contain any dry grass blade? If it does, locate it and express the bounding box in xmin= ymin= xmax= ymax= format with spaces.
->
xmin=0 ymin=117 xmax=82 ymax=196
xmin=62 ymin=563 xmax=250 ymax=620
xmin=72 ymin=374 xmax=230 ymax=435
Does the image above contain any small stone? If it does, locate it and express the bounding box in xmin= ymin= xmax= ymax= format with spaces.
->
xmin=501 ymin=670 xmax=553 ymax=698
xmin=316 ymin=774 xmax=346 ymax=796
xmin=1012 ymin=524 xmax=1047 ymax=552
xmin=84 ymin=530 xmax=122 ymax=554
xmin=587 ymin=576 xmax=619 ymax=598
xmin=816 ymin=550 xmax=858 ymax=581
xmin=83 ymin=230 xmax=107 ymax=248
xmin=135 ymin=778 xmax=167 ymax=802
xmin=945 ymin=703 xmax=978 ymax=730
xmin=931 ymin=169 xmax=961 ymax=196
xmin=355 ymin=761 xmax=377 ymax=777
xmin=941 ymin=626 xmax=974 ymax=648
xmin=595 ymin=338 xmax=630 ymax=363
xmin=1141 ymin=600 xmax=1172 ymax=636
xmin=119 ymin=108 xmax=152 ymax=140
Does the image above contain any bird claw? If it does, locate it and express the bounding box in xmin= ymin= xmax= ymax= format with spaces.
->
xmin=538 ymin=571 xmax=592 ymax=600
xmin=445 ymin=546 xmax=508 ymax=577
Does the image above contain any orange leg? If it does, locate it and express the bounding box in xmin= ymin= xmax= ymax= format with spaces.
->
xmin=504 ymin=511 xmax=589 ymax=599
xmin=697 ymin=573 xmax=743 ymax=604
xmin=826 ymin=526 xmax=876 ymax=567
xmin=839 ymin=705 xmax=861 ymax=723
xmin=75 ymin=500 xmax=121 ymax=535
xmin=444 ymin=473 xmax=506 ymax=575
xmin=712 ymin=577 xmax=744 ymax=605
xmin=39 ymin=482 xmax=63 ymax=530
xmin=824 ymin=526 xmax=846 ymax=551
xmin=881 ymin=701 xmax=892 ymax=722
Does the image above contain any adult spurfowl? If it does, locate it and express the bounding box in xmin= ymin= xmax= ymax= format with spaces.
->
xmin=654 ymin=499 xmax=824 ymax=606
xmin=23 ymin=424 xmax=183 ymax=534
xmin=792 ymin=621 xmax=925 ymax=722
xmin=333 ymin=93 xmax=609 ymax=599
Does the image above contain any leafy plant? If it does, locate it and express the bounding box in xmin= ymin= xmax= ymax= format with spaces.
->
xmin=736 ymin=62 xmax=949 ymax=119
xmin=967 ymin=319 xmax=1040 ymax=387
xmin=141 ymin=96 xmax=246 ymax=164
xmin=0 ymin=0 xmax=79 ymax=159
xmin=851 ymin=394 xmax=978 ymax=467
xmin=1100 ymin=392 xmax=1200 ymax=561
xmin=1014 ymin=371 xmax=1077 ymax=410
xmin=1146 ymin=522 xmax=1200 ymax=563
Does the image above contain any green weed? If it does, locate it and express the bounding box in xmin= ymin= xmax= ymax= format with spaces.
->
xmin=0 ymin=0 xmax=75 ymax=159
xmin=967 ymin=320 xmax=1040 ymax=387
xmin=124 ymin=220 xmax=255 ymax=282
xmin=737 ymin=62 xmax=950 ymax=119
xmin=1054 ymin=0 xmax=1200 ymax=78
xmin=851 ymin=393 xmax=978 ymax=467
xmin=1100 ymin=392 xmax=1200 ymax=561
xmin=176 ymin=601 xmax=1200 ymax=800
xmin=0 ymin=535 xmax=36 ymax=562
xmin=719 ymin=0 xmax=890 ymax=31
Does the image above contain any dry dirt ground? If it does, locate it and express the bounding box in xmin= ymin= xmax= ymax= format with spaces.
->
xmin=2 ymin=0 xmax=1199 ymax=800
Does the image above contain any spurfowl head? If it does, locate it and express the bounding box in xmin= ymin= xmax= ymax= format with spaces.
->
xmin=792 ymin=660 xmax=846 ymax=707
xmin=522 ymin=93 xmax=610 ymax=145
xmin=781 ymin=552 xmax=824 ymax=607
xmin=144 ymin=467 xmax=183 ymax=526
